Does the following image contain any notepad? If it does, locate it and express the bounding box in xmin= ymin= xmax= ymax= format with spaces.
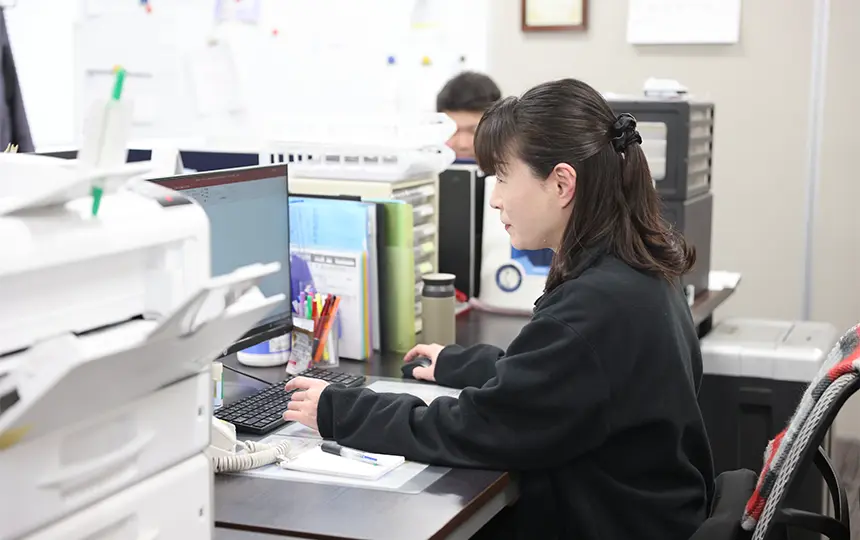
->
xmin=281 ymin=447 xmax=405 ymax=481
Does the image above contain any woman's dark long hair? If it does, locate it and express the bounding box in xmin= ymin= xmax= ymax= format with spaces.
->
xmin=474 ymin=78 xmax=695 ymax=292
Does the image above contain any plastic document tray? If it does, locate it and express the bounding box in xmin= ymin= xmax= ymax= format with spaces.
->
xmin=23 ymin=454 xmax=212 ymax=540
xmin=0 ymin=371 xmax=211 ymax=540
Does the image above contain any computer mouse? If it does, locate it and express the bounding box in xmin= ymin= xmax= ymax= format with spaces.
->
xmin=401 ymin=356 xmax=432 ymax=380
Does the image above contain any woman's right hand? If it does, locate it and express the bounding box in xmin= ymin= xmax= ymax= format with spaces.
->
xmin=403 ymin=343 xmax=445 ymax=382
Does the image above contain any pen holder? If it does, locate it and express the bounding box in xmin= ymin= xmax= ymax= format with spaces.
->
xmin=315 ymin=311 xmax=340 ymax=369
xmin=290 ymin=314 xmax=340 ymax=373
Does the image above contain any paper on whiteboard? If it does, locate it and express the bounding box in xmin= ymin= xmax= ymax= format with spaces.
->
xmin=627 ymin=0 xmax=742 ymax=45
xmin=187 ymin=39 xmax=244 ymax=116
xmin=84 ymin=0 xmax=138 ymax=17
xmin=367 ymin=380 xmax=461 ymax=405
xmin=215 ymin=0 xmax=262 ymax=24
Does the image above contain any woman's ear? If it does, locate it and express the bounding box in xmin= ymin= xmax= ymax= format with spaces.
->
xmin=551 ymin=163 xmax=576 ymax=207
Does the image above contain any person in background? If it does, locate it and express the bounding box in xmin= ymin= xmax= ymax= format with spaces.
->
xmin=436 ymin=71 xmax=501 ymax=161
xmin=284 ymin=78 xmax=713 ymax=539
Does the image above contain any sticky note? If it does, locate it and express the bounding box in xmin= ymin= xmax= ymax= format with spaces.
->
xmin=0 ymin=426 xmax=31 ymax=450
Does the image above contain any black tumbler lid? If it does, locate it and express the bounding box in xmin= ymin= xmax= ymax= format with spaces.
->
xmin=422 ymin=273 xmax=456 ymax=286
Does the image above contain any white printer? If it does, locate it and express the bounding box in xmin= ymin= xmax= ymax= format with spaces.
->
xmin=698 ymin=317 xmax=838 ymax=534
xmin=0 ymin=155 xmax=285 ymax=539
xmin=700 ymin=318 xmax=838 ymax=383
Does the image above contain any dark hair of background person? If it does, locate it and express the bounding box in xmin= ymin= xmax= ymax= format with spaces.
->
xmin=474 ymin=78 xmax=695 ymax=292
xmin=436 ymin=71 xmax=502 ymax=113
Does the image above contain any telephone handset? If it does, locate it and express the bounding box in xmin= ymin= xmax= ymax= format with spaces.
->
xmin=206 ymin=417 xmax=292 ymax=473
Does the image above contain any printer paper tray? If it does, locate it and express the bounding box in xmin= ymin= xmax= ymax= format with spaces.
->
xmin=0 ymin=372 xmax=211 ymax=540
xmin=22 ymin=454 xmax=212 ymax=540
xmin=0 ymin=264 xmax=285 ymax=443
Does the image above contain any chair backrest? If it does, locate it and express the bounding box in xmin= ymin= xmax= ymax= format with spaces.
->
xmin=742 ymin=323 xmax=860 ymax=540
xmin=753 ymin=374 xmax=858 ymax=540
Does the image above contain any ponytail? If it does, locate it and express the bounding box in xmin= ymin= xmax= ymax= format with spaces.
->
xmin=611 ymin=114 xmax=696 ymax=281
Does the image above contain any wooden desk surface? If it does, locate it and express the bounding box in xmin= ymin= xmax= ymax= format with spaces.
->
xmin=690 ymin=287 xmax=734 ymax=328
xmin=214 ymin=309 xmax=524 ymax=540
xmin=215 ymin=462 xmax=512 ymax=540
xmin=215 ymin=366 xmax=514 ymax=540
xmin=216 ymin=528 xmax=304 ymax=540
xmin=214 ymin=289 xmax=734 ymax=539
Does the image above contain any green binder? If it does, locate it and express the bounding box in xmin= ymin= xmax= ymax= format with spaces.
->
xmin=377 ymin=201 xmax=416 ymax=353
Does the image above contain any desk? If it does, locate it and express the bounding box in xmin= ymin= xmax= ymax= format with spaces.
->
xmin=215 ymin=288 xmax=735 ymax=539
xmin=215 ymin=362 xmax=516 ymax=540
xmin=215 ymin=529 xmax=304 ymax=540
xmin=215 ymin=360 xmax=516 ymax=540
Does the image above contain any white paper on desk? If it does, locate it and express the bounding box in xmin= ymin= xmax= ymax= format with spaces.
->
xmin=283 ymin=447 xmax=404 ymax=480
xmin=233 ymin=434 xmax=435 ymax=492
xmin=367 ymin=380 xmax=461 ymax=405
xmin=627 ymin=0 xmax=742 ymax=45
xmin=709 ymin=271 xmax=742 ymax=291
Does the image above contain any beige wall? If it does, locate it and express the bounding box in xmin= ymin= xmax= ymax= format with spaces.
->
xmin=812 ymin=0 xmax=860 ymax=335
xmin=487 ymin=0 xmax=858 ymax=332
xmin=813 ymin=0 xmax=860 ymax=438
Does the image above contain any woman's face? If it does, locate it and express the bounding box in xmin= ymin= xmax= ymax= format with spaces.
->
xmin=488 ymin=156 xmax=576 ymax=251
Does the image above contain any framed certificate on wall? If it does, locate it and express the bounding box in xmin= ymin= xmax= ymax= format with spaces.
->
xmin=522 ymin=0 xmax=588 ymax=32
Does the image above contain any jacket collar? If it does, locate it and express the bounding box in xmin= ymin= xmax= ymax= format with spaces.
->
xmin=533 ymin=243 xmax=609 ymax=310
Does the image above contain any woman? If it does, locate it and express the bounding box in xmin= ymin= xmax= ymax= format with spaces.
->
xmin=284 ymin=79 xmax=714 ymax=539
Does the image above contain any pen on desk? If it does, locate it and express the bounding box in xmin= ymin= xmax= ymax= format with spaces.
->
xmin=320 ymin=441 xmax=378 ymax=466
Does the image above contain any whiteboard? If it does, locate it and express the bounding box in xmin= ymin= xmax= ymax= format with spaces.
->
xmin=4 ymin=0 xmax=79 ymax=148
xmin=73 ymin=0 xmax=490 ymax=143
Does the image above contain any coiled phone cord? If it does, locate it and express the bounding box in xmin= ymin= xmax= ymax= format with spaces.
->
xmin=210 ymin=439 xmax=293 ymax=473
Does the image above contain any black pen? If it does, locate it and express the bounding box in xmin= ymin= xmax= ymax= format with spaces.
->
xmin=320 ymin=441 xmax=379 ymax=466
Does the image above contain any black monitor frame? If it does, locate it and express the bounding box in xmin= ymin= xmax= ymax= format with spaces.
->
xmin=148 ymin=164 xmax=292 ymax=357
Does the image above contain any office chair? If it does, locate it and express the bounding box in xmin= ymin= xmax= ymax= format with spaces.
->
xmin=691 ymin=323 xmax=860 ymax=540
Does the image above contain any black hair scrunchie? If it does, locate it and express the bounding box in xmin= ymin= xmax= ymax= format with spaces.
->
xmin=610 ymin=113 xmax=643 ymax=153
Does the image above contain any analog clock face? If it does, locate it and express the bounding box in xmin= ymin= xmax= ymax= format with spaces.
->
xmin=496 ymin=264 xmax=523 ymax=293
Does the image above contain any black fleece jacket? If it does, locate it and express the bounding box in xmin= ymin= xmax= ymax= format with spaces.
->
xmin=317 ymin=248 xmax=714 ymax=539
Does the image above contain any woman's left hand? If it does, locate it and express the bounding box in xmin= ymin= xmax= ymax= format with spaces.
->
xmin=283 ymin=377 xmax=330 ymax=431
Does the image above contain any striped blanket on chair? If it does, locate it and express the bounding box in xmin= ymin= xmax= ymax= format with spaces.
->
xmin=741 ymin=323 xmax=860 ymax=531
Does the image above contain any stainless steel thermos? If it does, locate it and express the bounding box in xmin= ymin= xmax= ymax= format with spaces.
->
xmin=420 ymin=273 xmax=456 ymax=345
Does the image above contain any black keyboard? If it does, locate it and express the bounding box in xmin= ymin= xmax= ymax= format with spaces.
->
xmin=214 ymin=367 xmax=365 ymax=435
